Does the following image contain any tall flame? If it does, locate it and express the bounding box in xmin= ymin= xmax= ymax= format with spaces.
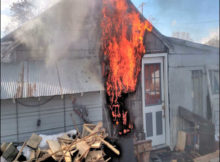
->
xmin=101 ymin=0 xmax=152 ymax=135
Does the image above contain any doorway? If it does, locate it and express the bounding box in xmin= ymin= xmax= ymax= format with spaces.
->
xmin=142 ymin=55 xmax=169 ymax=146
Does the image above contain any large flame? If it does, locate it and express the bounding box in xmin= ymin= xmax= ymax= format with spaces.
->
xmin=101 ymin=0 xmax=152 ymax=135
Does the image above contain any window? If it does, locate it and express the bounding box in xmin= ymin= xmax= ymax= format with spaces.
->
xmin=144 ymin=63 xmax=161 ymax=106
xmin=209 ymin=70 xmax=219 ymax=95
xmin=192 ymin=70 xmax=203 ymax=116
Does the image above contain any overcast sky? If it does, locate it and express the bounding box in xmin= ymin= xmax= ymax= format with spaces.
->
xmin=1 ymin=0 xmax=219 ymax=43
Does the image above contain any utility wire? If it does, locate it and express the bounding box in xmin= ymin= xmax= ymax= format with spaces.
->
xmin=152 ymin=20 xmax=219 ymax=25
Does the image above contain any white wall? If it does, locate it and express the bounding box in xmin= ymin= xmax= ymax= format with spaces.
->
xmin=168 ymin=53 xmax=219 ymax=149
xmin=1 ymin=92 xmax=103 ymax=142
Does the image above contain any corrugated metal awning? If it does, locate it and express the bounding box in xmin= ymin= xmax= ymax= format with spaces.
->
xmin=1 ymin=58 xmax=104 ymax=99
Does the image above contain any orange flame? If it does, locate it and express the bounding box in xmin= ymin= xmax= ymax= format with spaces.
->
xmin=101 ymin=0 xmax=152 ymax=134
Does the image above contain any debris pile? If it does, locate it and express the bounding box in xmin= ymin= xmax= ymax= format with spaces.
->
xmin=0 ymin=122 xmax=119 ymax=162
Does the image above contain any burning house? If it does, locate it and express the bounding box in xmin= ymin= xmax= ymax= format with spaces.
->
xmin=1 ymin=0 xmax=219 ymax=160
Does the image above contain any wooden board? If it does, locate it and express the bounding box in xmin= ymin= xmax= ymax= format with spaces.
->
xmin=91 ymin=122 xmax=103 ymax=133
xmin=1 ymin=143 xmax=8 ymax=152
xmin=91 ymin=140 xmax=102 ymax=149
xmin=47 ymin=140 xmax=62 ymax=156
xmin=2 ymin=143 xmax=18 ymax=161
xmin=47 ymin=149 xmax=59 ymax=161
xmin=27 ymin=133 xmax=42 ymax=149
xmin=61 ymin=144 xmax=72 ymax=162
xmin=76 ymin=141 xmax=90 ymax=156
xmin=176 ymin=131 xmax=186 ymax=151
xmin=85 ymin=150 xmax=104 ymax=162
xmin=82 ymin=124 xmax=96 ymax=137
xmin=193 ymin=150 xmax=219 ymax=162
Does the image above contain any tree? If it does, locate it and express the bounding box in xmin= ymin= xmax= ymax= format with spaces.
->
xmin=10 ymin=0 xmax=35 ymax=24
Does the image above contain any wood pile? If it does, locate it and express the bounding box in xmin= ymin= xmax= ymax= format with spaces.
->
xmin=0 ymin=122 xmax=119 ymax=162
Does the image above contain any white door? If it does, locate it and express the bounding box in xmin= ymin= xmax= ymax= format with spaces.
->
xmin=142 ymin=57 xmax=166 ymax=146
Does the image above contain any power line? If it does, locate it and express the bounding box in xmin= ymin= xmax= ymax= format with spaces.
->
xmin=152 ymin=20 xmax=219 ymax=25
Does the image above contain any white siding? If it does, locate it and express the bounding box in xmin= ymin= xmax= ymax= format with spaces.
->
xmin=168 ymin=53 xmax=219 ymax=149
xmin=1 ymin=92 xmax=103 ymax=142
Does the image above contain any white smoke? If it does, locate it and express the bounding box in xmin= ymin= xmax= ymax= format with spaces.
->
xmin=1 ymin=0 xmax=61 ymax=36
xmin=12 ymin=0 xmax=101 ymax=65
xmin=200 ymin=28 xmax=219 ymax=44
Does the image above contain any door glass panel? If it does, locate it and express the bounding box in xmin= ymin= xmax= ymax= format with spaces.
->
xmin=144 ymin=63 xmax=161 ymax=106
xmin=145 ymin=112 xmax=153 ymax=137
xmin=156 ymin=111 xmax=163 ymax=135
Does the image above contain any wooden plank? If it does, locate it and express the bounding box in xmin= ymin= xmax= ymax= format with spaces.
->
xmin=85 ymin=150 xmax=103 ymax=162
xmin=91 ymin=140 xmax=102 ymax=149
xmin=13 ymin=141 xmax=27 ymax=162
xmin=179 ymin=106 xmax=214 ymax=128
xmin=85 ymin=124 xmax=120 ymax=155
xmin=2 ymin=143 xmax=18 ymax=162
xmin=193 ymin=150 xmax=219 ymax=162
xmin=29 ymin=150 xmax=36 ymax=160
xmin=47 ymin=149 xmax=59 ymax=161
xmin=76 ymin=141 xmax=90 ymax=158
xmin=27 ymin=133 xmax=42 ymax=149
xmin=210 ymin=157 xmax=219 ymax=162
xmin=91 ymin=122 xmax=103 ymax=133
xmin=175 ymin=131 xmax=186 ymax=151
xmin=1 ymin=143 xmax=8 ymax=152
xmin=47 ymin=140 xmax=62 ymax=156
xmin=61 ymin=144 xmax=71 ymax=162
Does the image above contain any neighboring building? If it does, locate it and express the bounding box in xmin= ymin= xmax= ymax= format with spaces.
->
xmin=172 ymin=31 xmax=193 ymax=41
xmin=1 ymin=0 xmax=219 ymax=156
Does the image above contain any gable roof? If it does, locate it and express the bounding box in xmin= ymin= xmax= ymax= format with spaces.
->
xmin=165 ymin=36 xmax=219 ymax=55
xmin=1 ymin=0 xmax=169 ymax=62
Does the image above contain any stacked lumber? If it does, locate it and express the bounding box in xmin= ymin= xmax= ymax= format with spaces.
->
xmin=0 ymin=122 xmax=119 ymax=162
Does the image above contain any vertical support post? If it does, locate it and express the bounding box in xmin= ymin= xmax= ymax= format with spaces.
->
xmin=63 ymin=95 xmax=66 ymax=132
xmin=15 ymin=100 xmax=19 ymax=142
xmin=101 ymin=91 xmax=112 ymax=137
